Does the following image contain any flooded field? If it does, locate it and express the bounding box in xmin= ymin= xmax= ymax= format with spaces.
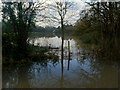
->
xmin=3 ymin=36 xmax=119 ymax=88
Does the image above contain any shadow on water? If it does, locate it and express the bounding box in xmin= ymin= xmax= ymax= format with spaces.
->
xmin=2 ymin=36 xmax=120 ymax=88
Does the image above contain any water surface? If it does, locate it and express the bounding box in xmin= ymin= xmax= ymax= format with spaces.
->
xmin=3 ymin=36 xmax=119 ymax=88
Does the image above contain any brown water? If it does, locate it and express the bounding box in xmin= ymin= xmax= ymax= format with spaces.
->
xmin=3 ymin=36 xmax=119 ymax=88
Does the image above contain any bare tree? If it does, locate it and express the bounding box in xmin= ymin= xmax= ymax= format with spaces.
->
xmin=45 ymin=0 xmax=78 ymax=74
xmin=86 ymin=1 xmax=120 ymax=37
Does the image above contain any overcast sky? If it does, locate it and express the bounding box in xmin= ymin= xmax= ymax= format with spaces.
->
xmin=35 ymin=0 xmax=89 ymax=27
xmin=0 ymin=0 xmax=90 ymax=27
xmin=0 ymin=1 xmax=2 ymax=22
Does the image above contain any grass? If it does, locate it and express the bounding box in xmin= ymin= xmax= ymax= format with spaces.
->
xmin=3 ymin=43 xmax=59 ymax=66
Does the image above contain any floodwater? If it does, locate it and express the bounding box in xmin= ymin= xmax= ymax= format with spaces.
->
xmin=3 ymin=36 xmax=119 ymax=88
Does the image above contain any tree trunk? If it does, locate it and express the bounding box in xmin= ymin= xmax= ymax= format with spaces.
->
xmin=61 ymin=18 xmax=64 ymax=75
xmin=67 ymin=40 xmax=70 ymax=70
xmin=17 ymin=2 xmax=28 ymax=58
xmin=17 ymin=27 xmax=28 ymax=58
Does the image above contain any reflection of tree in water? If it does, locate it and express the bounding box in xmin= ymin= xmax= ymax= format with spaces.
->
xmin=3 ymin=64 xmax=32 ymax=88
xmin=3 ymin=65 xmax=19 ymax=88
xmin=96 ymin=37 xmax=120 ymax=62
xmin=3 ymin=35 xmax=120 ymax=88
xmin=28 ymin=62 xmax=61 ymax=88
xmin=16 ymin=67 xmax=31 ymax=88
xmin=3 ymin=59 xmax=60 ymax=88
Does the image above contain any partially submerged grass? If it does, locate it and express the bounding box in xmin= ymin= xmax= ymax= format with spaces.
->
xmin=3 ymin=44 xmax=59 ymax=66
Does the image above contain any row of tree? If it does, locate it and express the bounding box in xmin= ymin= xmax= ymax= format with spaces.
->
xmin=87 ymin=2 xmax=120 ymax=37
xmin=74 ymin=1 xmax=120 ymax=61
xmin=74 ymin=2 xmax=120 ymax=43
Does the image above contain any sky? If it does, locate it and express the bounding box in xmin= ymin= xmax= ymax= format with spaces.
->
xmin=35 ymin=0 xmax=89 ymax=27
xmin=0 ymin=1 xmax=2 ymax=22
xmin=1 ymin=0 xmax=119 ymax=27
xmin=0 ymin=0 xmax=90 ymax=27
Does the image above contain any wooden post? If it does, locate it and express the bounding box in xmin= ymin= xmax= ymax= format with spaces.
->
xmin=67 ymin=40 xmax=70 ymax=70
